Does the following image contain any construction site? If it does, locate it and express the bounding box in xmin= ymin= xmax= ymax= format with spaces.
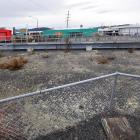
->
xmin=0 ymin=0 xmax=140 ymax=139
xmin=0 ymin=50 xmax=140 ymax=140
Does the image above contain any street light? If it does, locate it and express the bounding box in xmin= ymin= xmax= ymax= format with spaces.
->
xmin=29 ymin=16 xmax=39 ymax=28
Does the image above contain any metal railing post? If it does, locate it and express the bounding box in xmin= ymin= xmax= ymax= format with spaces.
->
xmin=26 ymin=35 xmax=28 ymax=43
xmin=109 ymin=73 xmax=118 ymax=110
xmin=5 ymin=36 xmax=6 ymax=46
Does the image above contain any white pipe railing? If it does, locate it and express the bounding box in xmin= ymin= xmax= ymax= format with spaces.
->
xmin=1 ymin=35 xmax=140 ymax=45
xmin=0 ymin=73 xmax=117 ymax=104
xmin=0 ymin=72 xmax=140 ymax=104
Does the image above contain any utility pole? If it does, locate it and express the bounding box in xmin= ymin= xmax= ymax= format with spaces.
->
xmin=37 ymin=19 xmax=39 ymax=28
xmin=66 ymin=11 xmax=70 ymax=28
xmin=29 ymin=16 xmax=39 ymax=28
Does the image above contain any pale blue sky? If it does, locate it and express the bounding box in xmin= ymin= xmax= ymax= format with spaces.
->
xmin=0 ymin=0 xmax=140 ymax=28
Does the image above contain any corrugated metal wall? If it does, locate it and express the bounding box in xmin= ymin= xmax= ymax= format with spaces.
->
xmin=43 ymin=28 xmax=98 ymax=38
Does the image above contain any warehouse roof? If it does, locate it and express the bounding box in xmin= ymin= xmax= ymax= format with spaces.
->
xmin=28 ymin=27 xmax=51 ymax=32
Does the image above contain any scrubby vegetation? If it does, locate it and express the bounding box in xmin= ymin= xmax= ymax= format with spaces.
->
xmin=0 ymin=51 xmax=4 ymax=58
xmin=41 ymin=53 xmax=49 ymax=58
xmin=96 ymin=56 xmax=109 ymax=64
xmin=128 ymin=48 xmax=135 ymax=53
xmin=0 ymin=56 xmax=28 ymax=70
xmin=96 ymin=56 xmax=115 ymax=64
xmin=107 ymin=56 xmax=116 ymax=61
xmin=89 ymin=54 xmax=115 ymax=64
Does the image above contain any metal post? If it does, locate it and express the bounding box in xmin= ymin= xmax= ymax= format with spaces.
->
xmin=109 ymin=74 xmax=118 ymax=110
xmin=38 ymin=35 xmax=39 ymax=43
xmin=5 ymin=36 xmax=6 ymax=46
xmin=11 ymin=36 xmax=13 ymax=44
xmin=37 ymin=19 xmax=39 ymax=29
xmin=26 ymin=28 xmax=28 ymax=43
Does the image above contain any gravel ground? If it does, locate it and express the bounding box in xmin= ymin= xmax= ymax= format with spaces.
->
xmin=34 ymin=114 xmax=140 ymax=140
xmin=0 ymin=50 xmax=140 ymax=99
xmin=0 ymin=50 xmax=140 ymax=140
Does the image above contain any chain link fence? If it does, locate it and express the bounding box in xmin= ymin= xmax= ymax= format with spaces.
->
xmin=0 ymin=72 xmax=140 ymax=139
xmin=1 ymin=35 xmax=140 ymax=45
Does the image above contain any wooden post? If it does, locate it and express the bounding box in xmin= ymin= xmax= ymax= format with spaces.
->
xmin=101 ymin=117 xmax=135 ymax=140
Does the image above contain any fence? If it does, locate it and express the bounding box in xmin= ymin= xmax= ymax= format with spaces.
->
xmin=1 ymin=35 xmax=140 ymax=45
xmin=0 ymin=72 xmax=140 ymax=139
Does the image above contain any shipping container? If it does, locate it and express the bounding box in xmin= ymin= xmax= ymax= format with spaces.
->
xmin=0 ymin=29 xmax=12 ymax=42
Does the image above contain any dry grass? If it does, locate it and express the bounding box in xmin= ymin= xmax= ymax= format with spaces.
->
xmin=64 ymin=39 xmax=71 ymax=53
xmin=96 ymin=57 xmax=109 ymax=64
xmin=0 ymin=56 xmax=28 ymax=70
xmin=64 ymin=47 xmax=71 ymax=53
xmin=128 ymin=48 xmax=135 ymax=53
xmin=107 ymin=56 xmax=116 ymax=61
xmin=89 ymin=55 xmax=94 ymax=62
xmin=89 ymin=53 xmax=116 ymax=64
xmin=0 ymin=51 xmax=4 ymax=58
xmin=41 ymin=53 xmax=49 ymax=58
xmin=96 ymin=56 xmax=115 ymax=64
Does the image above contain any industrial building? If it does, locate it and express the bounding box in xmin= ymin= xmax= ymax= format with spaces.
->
xmin=98 ymin=24 xmax=140 ymax=36
xmin=0 ymin=28 xmax=12 ymax=42
xmin=118 ymin=24 xmax=140 ymax=36
xmin=43 ymin=28 xmax=99 ymax=38
xmin=28 ymin=27 xmax=51 ymax=36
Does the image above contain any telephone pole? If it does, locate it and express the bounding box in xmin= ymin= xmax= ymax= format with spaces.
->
xmin=66 ymin=11 xmax=70 ymax=28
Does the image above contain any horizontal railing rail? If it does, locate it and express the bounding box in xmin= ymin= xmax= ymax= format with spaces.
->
xmin=0 ymin=73 xmax=117 ymax=104
xmin=1 ymin=35 xmax=140 ymax=45
xmin=0 ymin=72 xmax=140 ymax=104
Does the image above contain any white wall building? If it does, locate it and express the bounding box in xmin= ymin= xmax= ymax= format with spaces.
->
xmin=99 ymin=24 xmax=140 ymax=36
xmin=118 ymin=25 xmax=140 ymax=35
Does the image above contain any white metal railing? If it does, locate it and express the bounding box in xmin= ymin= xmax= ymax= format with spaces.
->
xmin=0 ymin=72 xmax=140 ymax=104
xmin=1 ymin=35 xmax=140 ymax=45
xmin=0 ymin=71 xmax=140 ymax=140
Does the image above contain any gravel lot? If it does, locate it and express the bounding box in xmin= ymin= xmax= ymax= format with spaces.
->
xmin=0 ymin=50 xmax=140 ymax=99
xmin=0 ymin=50 xmax=140 ymax=140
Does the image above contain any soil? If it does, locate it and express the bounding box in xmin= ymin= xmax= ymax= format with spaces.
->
xmin=0 ymin=50 xmax=140 ymax=140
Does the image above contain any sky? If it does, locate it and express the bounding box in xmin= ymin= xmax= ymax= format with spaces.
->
xmin=0 ymin=0 xmax=140 ymax=29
